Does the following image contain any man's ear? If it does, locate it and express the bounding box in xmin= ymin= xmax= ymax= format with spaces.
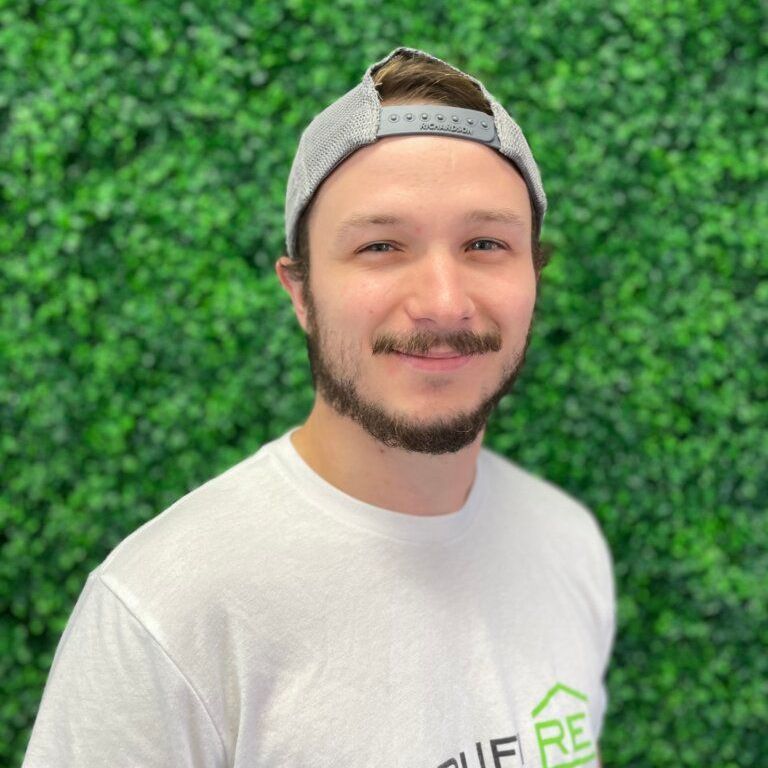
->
xmin=275 ymin=256 xmax=310 ymax=334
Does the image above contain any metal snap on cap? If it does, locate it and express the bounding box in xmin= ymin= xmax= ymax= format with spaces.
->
xmin=405 ymin=112 xmax=414 ymax=121
xmin=389 ymin=114 xmax=399 ymax=122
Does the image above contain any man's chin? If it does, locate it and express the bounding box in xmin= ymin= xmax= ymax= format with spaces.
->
xmin=308 ymin=353 xmax=505 ymax=453
xmin=344 ymin=402 xmax=489 ymax=455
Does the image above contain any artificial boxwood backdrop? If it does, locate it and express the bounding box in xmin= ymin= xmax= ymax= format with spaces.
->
xmin=1 ymin=1 xmax=766 ymax=766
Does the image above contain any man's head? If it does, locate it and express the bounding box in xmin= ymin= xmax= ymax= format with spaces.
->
xmin=276 ymin=48 xmax=549 ymax=455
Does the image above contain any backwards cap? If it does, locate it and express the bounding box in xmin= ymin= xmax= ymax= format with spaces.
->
xmin=284 ymin=46 xmax=547 ymax=259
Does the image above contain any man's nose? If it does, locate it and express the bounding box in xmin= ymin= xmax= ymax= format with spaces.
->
xmin=402 ymin=250 xmax=476 ymax=325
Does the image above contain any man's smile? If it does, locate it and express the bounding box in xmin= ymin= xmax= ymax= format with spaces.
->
xmin=393 ymin=350 xmax=475 ymax=372
xmin=396 ymin=347 xmax=465 ymax=359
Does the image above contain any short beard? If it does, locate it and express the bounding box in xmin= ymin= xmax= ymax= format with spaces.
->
xmin=302 ymin=287 xmax=534 ymax=455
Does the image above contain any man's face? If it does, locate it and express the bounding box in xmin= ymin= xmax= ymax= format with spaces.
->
xmin=283 ymin=134 xmax=538 ymax=455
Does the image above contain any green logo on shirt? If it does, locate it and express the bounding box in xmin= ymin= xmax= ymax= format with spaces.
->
xmin=532 ymin=683 xmax=596 ymax=768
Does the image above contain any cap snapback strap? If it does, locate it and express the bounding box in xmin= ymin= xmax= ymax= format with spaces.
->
xmin=376 ymin=104 xmax=501 ymax=149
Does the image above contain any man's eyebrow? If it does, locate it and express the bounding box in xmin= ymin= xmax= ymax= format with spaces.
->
xmin=463 ymin=208 xmax=528 ymax=228
xmin=334 ymin=208 xmax=527 ymax=241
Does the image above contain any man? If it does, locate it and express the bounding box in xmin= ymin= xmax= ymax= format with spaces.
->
xmin=23 ymin=47 xmax=615 ymax=767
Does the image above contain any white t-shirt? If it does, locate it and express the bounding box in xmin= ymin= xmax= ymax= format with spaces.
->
xmin=23 ymin=427 xmax=616 ymax=768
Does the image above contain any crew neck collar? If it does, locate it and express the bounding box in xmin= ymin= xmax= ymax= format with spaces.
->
xmin=266 ymin=426 xmax=487 ymax=544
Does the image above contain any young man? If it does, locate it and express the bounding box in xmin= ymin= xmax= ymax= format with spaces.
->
xmin=23 ymin=47 xmax=615 ymax=767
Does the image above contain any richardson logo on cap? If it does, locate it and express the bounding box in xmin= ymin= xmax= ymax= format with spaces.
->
xmin=419 ymin=121 xmax=473 ymax=137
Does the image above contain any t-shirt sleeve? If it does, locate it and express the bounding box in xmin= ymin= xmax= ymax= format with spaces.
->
xmin=591 ymin=515 xmax=617 ymax=740
xmin=22 ymin=572 xmax=226 ymax=768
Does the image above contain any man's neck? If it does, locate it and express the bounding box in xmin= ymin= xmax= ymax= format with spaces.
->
xmin=289 ymin=401 xmax=484 ymax=517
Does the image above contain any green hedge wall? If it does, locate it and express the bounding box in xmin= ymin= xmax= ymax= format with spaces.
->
xmin=2 ymin=1 xmax=766 ymax=765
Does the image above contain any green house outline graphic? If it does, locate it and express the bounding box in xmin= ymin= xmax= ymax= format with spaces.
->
xmin=531 ymin=683 xmax=596 ymax=768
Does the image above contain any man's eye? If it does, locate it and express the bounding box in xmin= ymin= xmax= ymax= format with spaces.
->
xmin=470 ymin=239 xmax=505 ymax=251
xmin=360 ymin=242 xmax=395 ymax=253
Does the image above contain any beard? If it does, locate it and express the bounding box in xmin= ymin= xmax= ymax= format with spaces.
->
xmin=301 ymin=285 xmax=535 ymax=455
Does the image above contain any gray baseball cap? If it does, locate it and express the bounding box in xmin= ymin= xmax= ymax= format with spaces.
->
xmin=284 ymin=46 xmax=547 ymax=260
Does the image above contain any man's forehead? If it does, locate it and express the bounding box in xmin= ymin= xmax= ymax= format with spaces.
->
xmin=334 ymin=208 xmax=529 ymax=241
xmin=336 ymin=131 xmax=505 ymax=175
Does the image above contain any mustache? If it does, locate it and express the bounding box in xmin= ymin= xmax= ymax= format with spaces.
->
xmin=372 ymin=329 xmax=502 ymax=357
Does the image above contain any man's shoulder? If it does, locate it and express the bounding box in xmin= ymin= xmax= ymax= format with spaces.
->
xmin=480 ymin=447 xmax=615 ymax=622
xmin=480 ymin=446 xmax=607 ymax=549
xmin=95 ymin=440 xmax=286 ymax=611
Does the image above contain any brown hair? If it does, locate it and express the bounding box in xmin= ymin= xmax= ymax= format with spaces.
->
xmin=281 ymin=51 xmax=549 ymax=297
